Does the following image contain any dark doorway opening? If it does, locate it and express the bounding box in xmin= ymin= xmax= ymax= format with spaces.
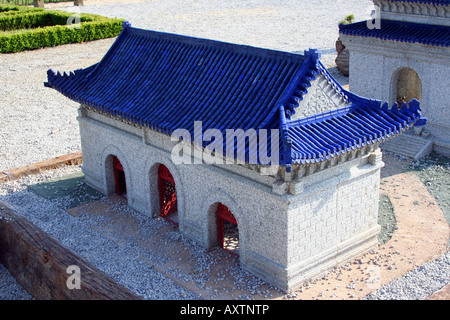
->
xmin=217 ymin=203 xmax=239 ymax=256
xmin=158 ymin=164 xmax=178 ymax=226
xmin=113 ymin=156 xmax=127 ymax=198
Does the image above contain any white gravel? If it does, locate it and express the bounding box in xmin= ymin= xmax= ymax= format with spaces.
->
xmin=0 ymin=166 xmax=201 ymax=300
xmin=0 ymin=0 xmax=375 ymax=170
xmin=364 ymin=252 xmax=450 ymax=300
xmin=1 ymin=165 xmax=449 ymax=300
xmin=1 ymin=0 xmax=448 ymax=300
xmin=0 ymin=264 xmax=35 ymax=300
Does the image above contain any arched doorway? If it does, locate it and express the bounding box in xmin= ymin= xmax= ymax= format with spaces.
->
xmin=113 ymin=156 xmax=127 ymax=198
xmin=217 ymin=203 xmax=239 ymax=256
xmin=392 ymin=67 xmax=422 ymax=106
xmin=158 ymin=164 xmax=178 ymax=225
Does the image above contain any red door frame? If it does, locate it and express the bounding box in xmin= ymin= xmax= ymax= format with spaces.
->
xmin=158 ymin=164 xmax=178 ymax=225
xmin=113 ymin=156 xmax=126 ymax=197
xmin=217 ymin=203 xmax=239 ymax=256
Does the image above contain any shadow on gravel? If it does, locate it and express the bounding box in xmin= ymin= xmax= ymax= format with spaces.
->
xmin=409 ymin=151 xmax=450 ymax=246
xmin=27 ymin=171 xmax=103 ymax=209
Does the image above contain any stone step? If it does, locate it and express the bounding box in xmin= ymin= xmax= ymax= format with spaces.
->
xmin=381 ymin=132 xmax=433 ymax=160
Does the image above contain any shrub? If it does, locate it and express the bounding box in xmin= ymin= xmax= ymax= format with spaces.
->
xmin=338 ymin=14 xmax=355 ymax=26
xmin=0 ymin=4 xmax=44 ymax=13
xmin=0 ymin=5 xmax=124 ymax=53
xmin=0 ymin=10 xmax=106 ymax=31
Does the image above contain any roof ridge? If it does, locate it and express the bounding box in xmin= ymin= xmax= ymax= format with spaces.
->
xmin=339 ymin=19 xmax=450 ymax=47
xmin=124 ymin=22 xmax=306 ymax=63
xmin=274 ymin=49 xmax=321 ymax=119
xmin=83 ymin=21 xmax=132 ymax=82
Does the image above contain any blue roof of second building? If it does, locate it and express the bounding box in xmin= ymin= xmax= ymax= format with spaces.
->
xmin=339 ymin=19 xmax=450 ymax=47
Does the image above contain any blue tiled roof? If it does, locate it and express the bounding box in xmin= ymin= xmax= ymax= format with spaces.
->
xmin=339 ymin=19 xmax=450 ymax=47
xmin=46 ymin=24 xmax=308 ymax=134
xmin=46 ymin=23 xmax=425 ymax=170
xmin=386 ymin=0 xmax=449 ymax=4
xmin=286 ymin=100 xmax=423 ymax=164
xmin=278 ymin=63 xmax=425 ymax=166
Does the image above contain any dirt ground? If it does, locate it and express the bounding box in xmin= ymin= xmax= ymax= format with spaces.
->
xmin=62 ymin=152 xmax=449 ymax=300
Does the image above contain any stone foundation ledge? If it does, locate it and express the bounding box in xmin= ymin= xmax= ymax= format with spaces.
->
xmin=245 ymin=225 xmax=380 ymax=292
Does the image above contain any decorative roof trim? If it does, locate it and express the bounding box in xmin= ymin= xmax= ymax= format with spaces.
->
xmin=339 ymin=19 xmax=450 ymax=47
xmin=286 ymin=98 xmax=425 ymax=164
xmin=376 ymin=0 xmax=449 ymax=4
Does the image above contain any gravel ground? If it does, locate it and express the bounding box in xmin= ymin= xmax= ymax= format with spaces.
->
xmin=0 ymin=0 xmax=375 ymax=170
xmin=1 ymin=158 xmax=448 ymax=300
xmin=0 ymin=264 xmax=34 ymax=300
xmin=363 ymin=252 xmax=450 ymax=300
xmin=0 ymin=166 xmax=201 ymax=300
xmin=1 ymin=0 xmax=448 ymax=300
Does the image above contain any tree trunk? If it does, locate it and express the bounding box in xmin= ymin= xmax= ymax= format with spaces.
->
xmin=33 ymin=0 xmax=44 ymax=8
xmin=74 ymin=0 xmax=84 ymax=6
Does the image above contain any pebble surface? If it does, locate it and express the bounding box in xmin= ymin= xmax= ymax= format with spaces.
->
xmin=0 ymin=0 xmax=374 ymax=170
xmin=1 ymin=0 xmax=448 ymax=300
xmin=364 ymin=252 xmax=450 ymax=300
xmin=1 ymin=165 xmax=449 ymax=300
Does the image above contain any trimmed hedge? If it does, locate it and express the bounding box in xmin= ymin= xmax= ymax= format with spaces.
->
xmin=0 ymin=5 xmax=124 ymax=53
xmin=0 ymin=9 xmax=105 ymax=31
xmin=0 ymin=1 xmax=72 ymax=4
xmin=0 ymin=4 xmax=44 ymax=13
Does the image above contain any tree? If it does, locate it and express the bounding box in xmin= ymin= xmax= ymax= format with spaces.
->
xmin=33 ymin=0 xmax=44 ymax=8
xmin=74 ymin=0 xmax=84 ymax=6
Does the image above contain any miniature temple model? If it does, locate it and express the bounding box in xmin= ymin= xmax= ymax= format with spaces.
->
xmin=45 ymin=22 xmax=426 ymax=291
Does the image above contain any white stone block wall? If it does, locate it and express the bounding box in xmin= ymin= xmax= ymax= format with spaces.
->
xmin=78 ymin=106 xmax=383 ymax=291
xmin=373 ymin=0 xmax=450 ymax=26
xmin=78 ymin=107 xmax=291 ymax=288
xmin=285 ymin=151 xmax=382 ymax=289
xmin=340 ymin=35 xmax=450 ymax=156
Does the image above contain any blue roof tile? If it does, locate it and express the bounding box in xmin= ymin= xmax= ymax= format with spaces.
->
xmin=386 ymin=0 xmax=449 ymax=4
xmin=45 ymin=23 xmax=426 ymax=170
xmin=339 ymin=19 xmax=450 ymax=47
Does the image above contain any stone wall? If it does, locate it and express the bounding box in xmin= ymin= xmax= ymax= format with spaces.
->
xmin=373 ymin=0 xmax=450 ymax=26
xmin=77 ymin=107 xmax=291 ymax=288
xmin=340 ymin=35 xmax=450 ymax=156
xmin=285 ymin=151 xmax=383 ymax=289
xmin=77 ymin=106 xmax=383 ymax=291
